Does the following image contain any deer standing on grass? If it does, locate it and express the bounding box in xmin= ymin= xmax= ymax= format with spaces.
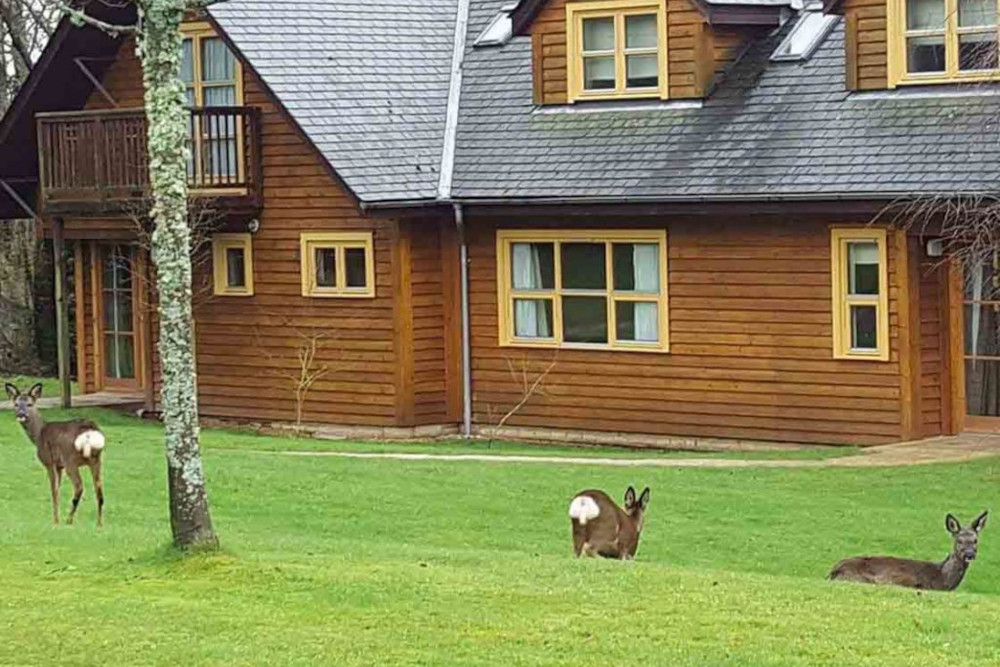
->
xmin=6 ymin=383 xmax=106 ymax=527
xmin=829 ymin=512 xmax=988 ymax=591
xmin=568 ymin=486 xmax=650 ymax=560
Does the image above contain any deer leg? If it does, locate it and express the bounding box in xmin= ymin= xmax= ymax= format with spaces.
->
xmin=66 ymin=466 xmax=84 ymax=526
xmin=90 ymin=461 xmax=104 ymax=528
xmin=46 ymin=466 xmax=60 ymax=524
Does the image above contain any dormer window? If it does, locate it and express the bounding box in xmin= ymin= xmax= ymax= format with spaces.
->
xmin=890 ymin=0 xmax=1000 ymax=84
xmin=566 ymin=0 xmax=667 ymax=102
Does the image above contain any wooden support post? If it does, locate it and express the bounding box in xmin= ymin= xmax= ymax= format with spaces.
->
xmin=52 ymin=218 xmax=72 ymax=409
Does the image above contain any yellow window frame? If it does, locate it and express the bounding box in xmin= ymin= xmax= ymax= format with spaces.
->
xmin=300 ymin=232 xmax=376 ymax=299
xmin=496 ymin=229 xmax=669 ymax=352
xmin=212 ymin=233 xmax=254 ymax=297
xmin=181 ymin=22 xmax=246 ymax=190
xmin=830 ymin=227 xmax=889 ymax=361
xmin=565 ymin=0 xmax=668 ymax=103
xmin=888 ymin=0 xmax=1000 ymax=87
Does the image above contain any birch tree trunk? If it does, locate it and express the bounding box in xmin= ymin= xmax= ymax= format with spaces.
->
xmin=136 ymin=0 xmax=218 ymax=548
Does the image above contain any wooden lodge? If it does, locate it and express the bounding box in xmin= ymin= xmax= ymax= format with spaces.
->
xmin=2 ymin=0 xmax=999 ymax=447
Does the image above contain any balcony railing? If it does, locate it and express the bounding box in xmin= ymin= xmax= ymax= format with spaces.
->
xmin=36 ymin=106 xmax=262 ymax=214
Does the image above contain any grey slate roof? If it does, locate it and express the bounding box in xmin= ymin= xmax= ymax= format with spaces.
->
xmin=211 ymin=0 xmax=459 ymax=202
xmin=451 ymin=0 xmax=1000 ymax=201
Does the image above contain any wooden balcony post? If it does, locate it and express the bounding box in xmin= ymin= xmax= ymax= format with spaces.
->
xmin=52 ymin=217 xmax=72 ymax=409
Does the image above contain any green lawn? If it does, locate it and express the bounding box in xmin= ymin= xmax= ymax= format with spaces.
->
xmin=2 ymin=409 xmax=999 ymax=666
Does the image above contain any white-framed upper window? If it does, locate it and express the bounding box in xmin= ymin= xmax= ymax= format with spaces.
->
xmin=771 ymin=11 xmax=839 ymax=61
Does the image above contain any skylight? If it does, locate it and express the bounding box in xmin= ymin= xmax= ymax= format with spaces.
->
xmin=770 ymin=11 xmax=839 ymax=62
xmin=473 ymin=3 xmax=518 ymax=48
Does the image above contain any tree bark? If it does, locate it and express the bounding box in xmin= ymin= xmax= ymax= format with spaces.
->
xmin=136 ymin=0 xmax=218 ymax=549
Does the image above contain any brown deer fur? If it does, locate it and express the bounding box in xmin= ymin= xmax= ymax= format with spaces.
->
xmin=6 ymin=383 xmax=106 ymax=526
xmin=829 ymin=512 xmax=988 ymax=591
xmin=569 ymin=486 xmax=650 ymax=560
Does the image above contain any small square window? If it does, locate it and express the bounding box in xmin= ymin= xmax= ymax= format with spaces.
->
xmin=300 ymin=232 xmax=375 ymax=298
xmin=212 ymin=233 xmax=253 ymax=297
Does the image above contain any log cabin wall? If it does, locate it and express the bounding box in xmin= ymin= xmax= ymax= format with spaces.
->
xmin=466 ymin=217 xmax=908 ymax=446
xmin=65 ymin=28 xmax=450 ymax=428
xmin=918 ymin=259 xmax=948 ymax=437
xmin=842 ymin=0 xmax=888 ymax=91
xmin=530 ymin=0 xmax=765 ymax=104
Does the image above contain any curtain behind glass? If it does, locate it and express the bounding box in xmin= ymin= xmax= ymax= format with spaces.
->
xmin=632 ymin=244 xmax=658 ymax=341
xmin=512 ymin=243 xmax=550 ymax=337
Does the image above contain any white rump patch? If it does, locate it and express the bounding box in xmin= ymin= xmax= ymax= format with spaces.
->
xmin=74 ymin=430 xmax=105 ymax=458
xmin=568 ymin=495 xmax=600 ymax=525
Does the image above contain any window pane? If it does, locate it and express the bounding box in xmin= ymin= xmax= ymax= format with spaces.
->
xmin=202 ymin=37 xmax=235 ymax=82
xmin=907 ymin=35 xmax=946 ymax=73
xmin=582 ymin=17 xmax=614 ymax=51
xmin=115 ymin=251 xmax=133 ymax=289
xmin=118 ymin=336 xmax=136 ymax=379
xmin=345 ymin=248 xmax=368 ymax=288
xmin=203 ymin=86 xmax=236 ymax=107
xmin=626 ymin=54 xmax=658 ymax=88
xmin=226 ymin=247 xmax=246 ymax=288
xmin=103 ymin=292 xmax=116 ymax=330
xmin=514 ymin=299 xmax=554 ymax=338
xmin=966 ymin=359 xmax=1000 ymax=416
xmin=561 ymin=243 xmax=606 ymax=290
xmin=512 ymin=243 xmax=555 ymax=290
xmin=964 ymin=303 xmax=1000 ymax=357
xmin=104 ymin=334 xmax=117 ymax=378
xmin=563 ymin=296 xmax=608 ymax=343
xmin=965 ymin=258 xmax=1000 ymax=300
xmin=625 ymin=14 xmax=658 ymax=49
xmin=613 ymin=243 xmax=659 ymax=292
xmin=116 ymin=293 xmax=133 ymax=333
xmin=850 ymin=305 xmax=878 ymax=350
xmin=959 ymin=0 xmax=997 ymax=26
xmin=907 ymin=0 xmax=945 ymax=30
xmin=181 ymin=39 xmax=194 ymax=85
xmin=616 ymin=301 xmax=659 ymax=342
xmin=583 ymin=56 xmax=615 ymax=90
xmin=960 ymin=32 xmax=999 ymax=70
xmin=315 ymin=248 xmax=336 ymax=288
xmin=847 ymin=242 xmax=879 ymax=295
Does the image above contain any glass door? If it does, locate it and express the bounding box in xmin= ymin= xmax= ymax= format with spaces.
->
xmin=100 ymin=245 xmax=138 ymax=388
xmin=964 ymin=256 xmax=1000 ymax=427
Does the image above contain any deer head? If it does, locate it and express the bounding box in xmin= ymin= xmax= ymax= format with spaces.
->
xmin=947 ymin=511 xmax=988 ymax=564
xmin=624 ymin=486 xmax=651 ymax=532
xmin=5 ymin=383 xmax=42 ymax=425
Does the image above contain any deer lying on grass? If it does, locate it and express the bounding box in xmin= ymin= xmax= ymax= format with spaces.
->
xmin=829 ymin=511 xmax=988 ymax=591
xmin=568 ymin=486 xmax=650 ymax=560
xmin=6 ymin=383 xmax=105 ymax=527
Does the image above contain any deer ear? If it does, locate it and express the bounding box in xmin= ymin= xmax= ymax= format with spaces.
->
xmin=972 ymin=511 xmax=989 ymax=533
xmin=4 ymin=383 xmax=18 ymax=400
xmin=624 ymin=486 xmax=636 ymax=507
xmin=946 ymin=514 xmax=962 ymax=535
xmin=638 ymin=487 xmax=650 ymax=509
xmin=27 ymin=383 xmax=43 ymax=400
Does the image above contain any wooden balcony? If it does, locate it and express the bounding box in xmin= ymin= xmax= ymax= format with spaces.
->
xmin=36 ymin=106 xmax=262 ymax=215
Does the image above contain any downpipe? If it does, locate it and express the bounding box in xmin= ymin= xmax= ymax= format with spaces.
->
xmin=454 ymin=203 xmax=473 ymax=438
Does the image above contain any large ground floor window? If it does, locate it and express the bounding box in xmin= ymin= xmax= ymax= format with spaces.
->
xmin=496 ymin=229 xmax=668 ymax=352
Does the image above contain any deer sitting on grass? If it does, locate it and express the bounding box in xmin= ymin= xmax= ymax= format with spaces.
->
xmin=6 ymin=383 xmax=106 ymax=527
xmin=568 ymin=486 xmax=650 ymax=560
xmin=829 ymin=511 xmax=988 ymax=591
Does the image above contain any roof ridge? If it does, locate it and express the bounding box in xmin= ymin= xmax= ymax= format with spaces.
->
xmin=438 ymin=0 xmax=472 ymax=200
